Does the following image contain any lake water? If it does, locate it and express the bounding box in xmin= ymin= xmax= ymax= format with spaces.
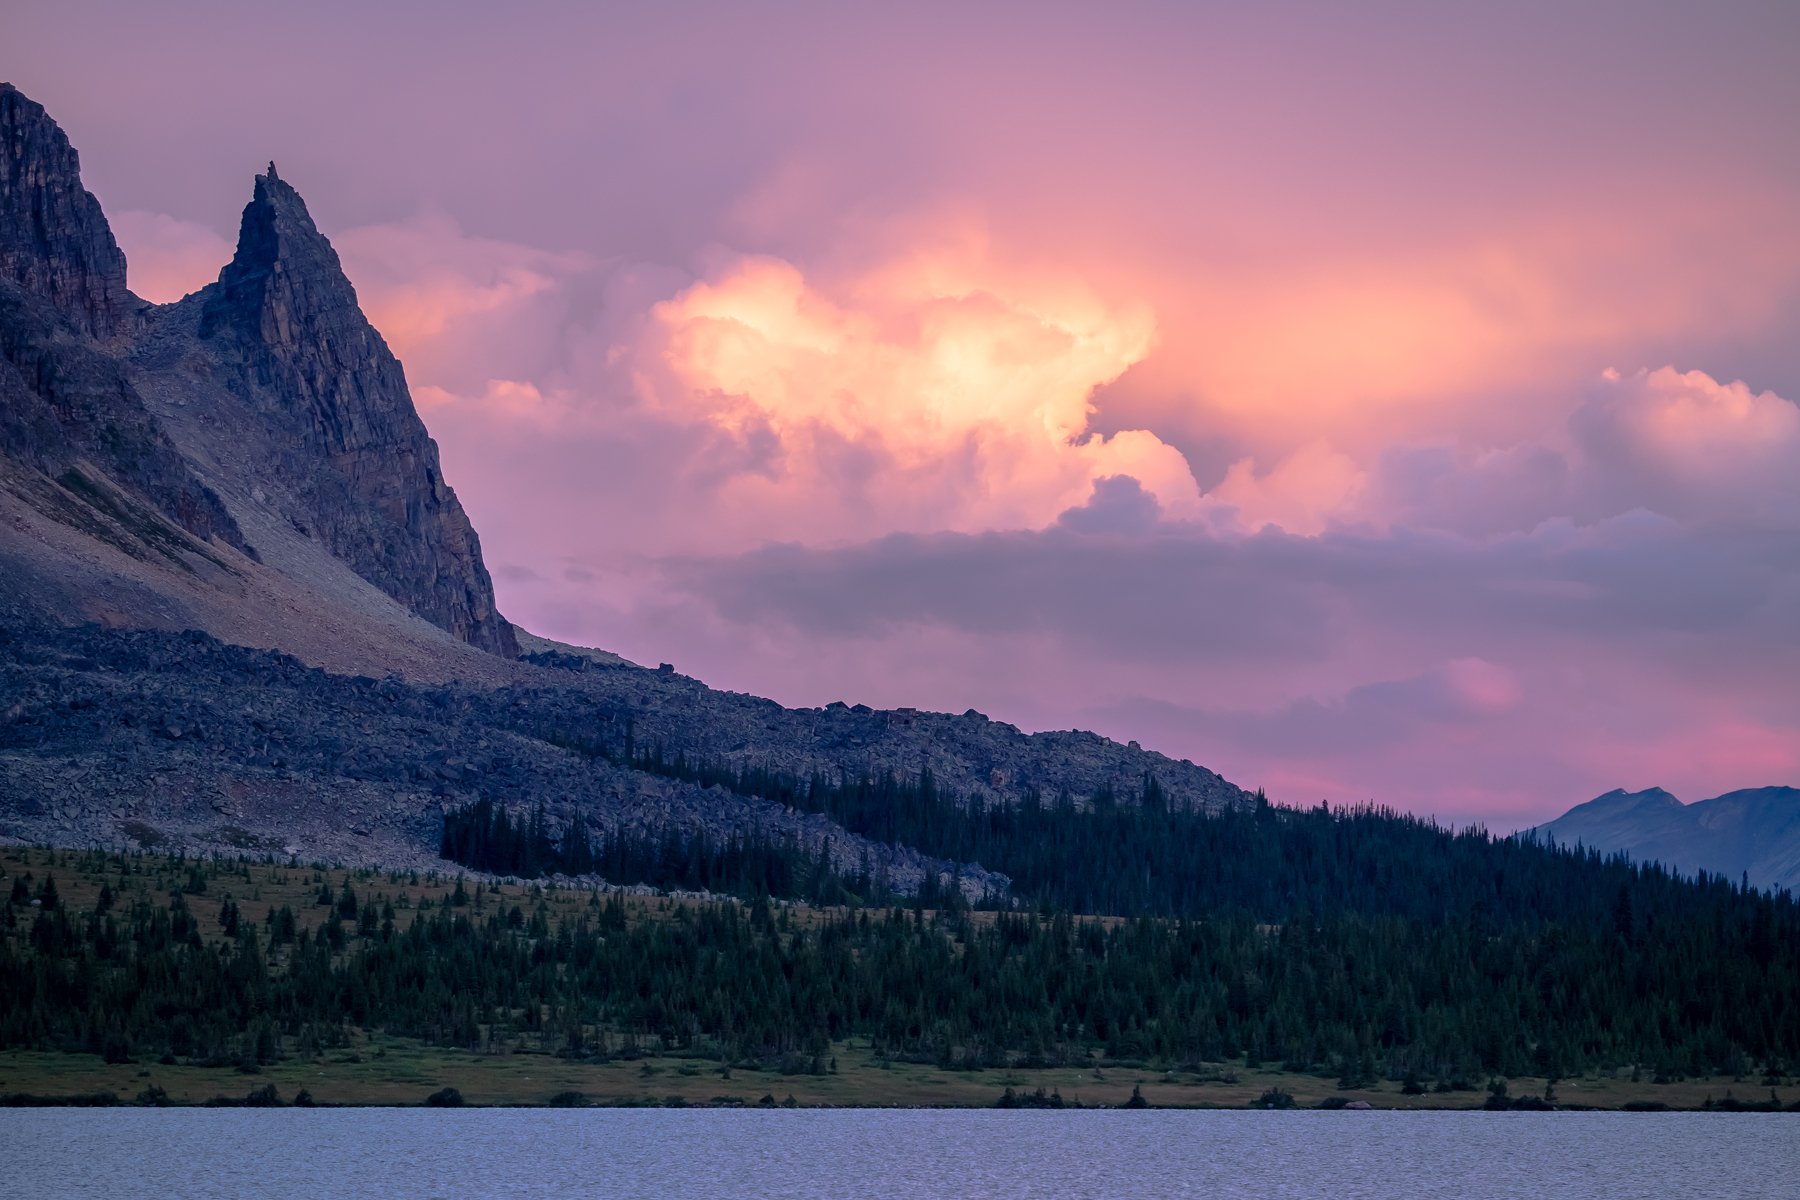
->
xmin=5 ymin=1109 xmax=1796 ymax=1198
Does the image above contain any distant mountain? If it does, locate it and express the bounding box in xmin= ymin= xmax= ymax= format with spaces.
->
xmin=1528 ymin=786 xmax=1800 ymax=893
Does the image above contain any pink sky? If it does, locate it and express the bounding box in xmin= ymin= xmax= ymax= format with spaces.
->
xmin=14 ymin=1 xmax=1800 ymax=827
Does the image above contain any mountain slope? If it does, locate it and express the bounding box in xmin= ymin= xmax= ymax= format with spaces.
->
xmin=1530 ymin=785 xmax=1800 ymax=892
xmin=0 ymin=82 xmax=514 ymax=671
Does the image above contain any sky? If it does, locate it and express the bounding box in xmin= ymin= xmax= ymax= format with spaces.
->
xmin=13 ymin=1 xmax=1800 ymax=828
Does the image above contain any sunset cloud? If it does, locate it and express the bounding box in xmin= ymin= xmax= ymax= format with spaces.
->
xmin=625 ymin=246 xmax=1198 ymax=539
xmin=60 ymin=0 xmax=1800 ymax=827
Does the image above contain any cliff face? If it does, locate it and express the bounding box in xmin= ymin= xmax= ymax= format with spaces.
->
xmin=192 ymin=166 xmax=516 ymax=657
xmin=0 ymin=84 xmax=243 ymax=559
xmin=0 ymin=84 xmax=515 ymax=662
xmin=0 ymin=84 xmax=130 ymax=339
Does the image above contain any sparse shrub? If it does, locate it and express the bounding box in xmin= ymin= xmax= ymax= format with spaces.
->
xmin=244 ymin=1084 xmax=281 ymax=1107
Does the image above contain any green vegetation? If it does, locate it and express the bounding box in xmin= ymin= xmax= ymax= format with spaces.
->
xmin=440 ymin=796 xmax=884 ymax=906
xmin=2 ymin=845 xmax=1797 ymax=1108
xmin=533 ymin=729 xmax=1789 ymax=930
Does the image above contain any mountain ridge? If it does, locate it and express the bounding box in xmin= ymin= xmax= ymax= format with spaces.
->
xmin=1528 ymin=785 xmax=1800 ymax=893
xmin=0 ymin=83 xmax=515 ymax=666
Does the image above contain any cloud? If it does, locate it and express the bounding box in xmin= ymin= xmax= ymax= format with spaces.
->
xmin=1570 ymin=366 xmax=1800 ymax=524
xmin=1057 ymin=475 xmax=1163 ymax=535
xmin=641 ymin=509 xmax=1799 ymax=825
xmin=1207 ymin=441 xmax=1368 ymax=536
xmin=1193 ymin=366 xmax=1800 ymax=539
xmin=622 ymin=363 xmax=1800 ymax=827
xmin=620 ymin=244 xmax=1200 ymax=541
xmin=111 ymin=211 xmax=232 ymax=303
xmin=332 ymin=212 xmax=596 ymax=383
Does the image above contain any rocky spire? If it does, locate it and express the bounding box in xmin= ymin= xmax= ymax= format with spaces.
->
xmin=0 ymin=83 xmax=130 ymax=337
xmin=197 ymin=165 xmax=518 ymax=658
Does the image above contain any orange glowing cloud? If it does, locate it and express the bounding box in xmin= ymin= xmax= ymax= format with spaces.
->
xmin=625 ymin=244 xmax=1201 ymax=540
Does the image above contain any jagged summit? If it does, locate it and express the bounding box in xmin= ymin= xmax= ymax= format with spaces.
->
xmin=200 ymin=163 xmax=368 ymax=353
xmin=0 ymin=83 xmax=131 ymax=337
xmin=0 ymin=85 xmax=516 ymax=664
xmin=184 ymin=162 xmax=517 ymax=657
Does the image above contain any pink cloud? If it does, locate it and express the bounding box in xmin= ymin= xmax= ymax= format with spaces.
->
xmin=110 ymin=210 xmax=232 ymax=303
xmin=65 ymin=3 xmax=1800 ymax=828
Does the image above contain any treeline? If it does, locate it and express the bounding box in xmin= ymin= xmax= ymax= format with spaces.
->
xmin=439 ymin=797 xmax=893 ymax=908
xmin=3 ymin=851 xmax=1798 ymax=1086
xmin=533 ymin=725 xmax=1793 ymax=941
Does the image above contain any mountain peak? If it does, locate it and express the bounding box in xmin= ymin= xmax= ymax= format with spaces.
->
xmin=1530 ymin=784 xmax=1800 ymax=892
xmin=199 ymin=163 xmax=353 ymax=349
xmin=0 ymin=82 xmax=130 ymax=336
xmin=192 ymin=164 xmax=519 ymax=659
xmin=1590 ymin=786 xmax=1682 ymax=809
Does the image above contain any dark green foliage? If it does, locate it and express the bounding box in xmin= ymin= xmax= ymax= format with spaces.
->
xmin=425 ymin=1087 xmax=464 ymax=1107
xmin=541 ymin=732 xmax=1790 ymax=937
xmin=3 ymin=862 xmax=1797 ymax=1087
xmin=997 ymin=1086 xmax=1066 ymax=1108
xmin=243 ymin=1084 xmax=281 ymax=1107
xmin=440 ymin=797 xmax=885 ymax=906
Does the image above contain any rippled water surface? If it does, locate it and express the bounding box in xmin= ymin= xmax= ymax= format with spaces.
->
xmin=7 ymin=1109 xmax=1797 ymax=1199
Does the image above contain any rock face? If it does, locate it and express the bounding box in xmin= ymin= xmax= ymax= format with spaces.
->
xmin=191 ymin=165 xmax=516 ymax=657
xmin=0 ymin=84 xmax=130 ymax=339
xmin=0 ymin=84 xmax=515 ymax=662
xmin=1529 ymin=785 xmax=1800 ymax=893
xmin=0 ymin=85 xmax=244 ymax=569
xmin=0 ymin=625 xmax=1004 ymax=897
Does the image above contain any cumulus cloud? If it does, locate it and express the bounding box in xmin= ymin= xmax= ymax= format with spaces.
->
xmin=1057 ymin=476 xmax=1163 ymax=535
xmin=619 ymin=245 xmax=1200 ymax=541
xmin=1570 ymin=367 xmax=1800 ymax=524
xmin=1193 ymin=366 xmax=1800 ymax=539
xmin=317 ymin=214 xmax=1207 ymax=555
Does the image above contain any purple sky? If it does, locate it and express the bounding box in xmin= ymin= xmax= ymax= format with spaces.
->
xmin=14 ymin=1 xmax=1800 ymax=827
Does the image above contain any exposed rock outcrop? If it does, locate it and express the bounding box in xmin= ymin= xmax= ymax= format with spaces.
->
xmin=0 ymin=85 xmax=245 ymax=568
xmin=186 ymin=165 xmax=516 ymax=657
xmin=0 ymin=625 xmax=1003 ymax=896
xmin=0 ymin=83 xmax=130 ymax=338
xmin=0 ymin=84 xmax=515 ymax=663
